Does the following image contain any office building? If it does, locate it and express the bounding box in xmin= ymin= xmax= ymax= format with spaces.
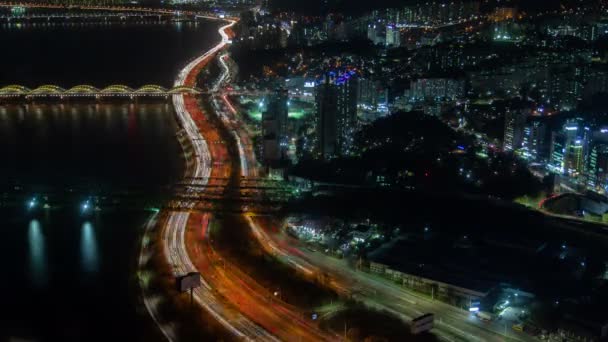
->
xmin=316 ymin=70 xmax=358 ymax=159
xmin=549 ymin=119 xmax=590 ymax=177
xmin=262 ymin=88 xmax=289 ymax=163
xmin=503 ymin=108 xmax=528 ymax=152
xmin=520 ymin=118 xmax=547 ymax=161
xmin=386 ymin=25 xmax=401 ymax=48
xmin=586 ymin=141 xmax=608 ymax=192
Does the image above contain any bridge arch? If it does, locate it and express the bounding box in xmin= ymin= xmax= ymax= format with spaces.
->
xmin=0 ymin=85 xmax=31 ymax=95
xmin=65 ymin=85 xmax=100 ymax=94
xmin=0 ymin=84 xmax=203 ymax=97
xmin=135 ymin=85 xmax=168 ymax=94
xmin=30 ymin=85 xmax=65 ymax=94
xmin=168 ymin=86 xmax=202 ymax=94
xmin=101 ymin=85 xmax=134 ymax=94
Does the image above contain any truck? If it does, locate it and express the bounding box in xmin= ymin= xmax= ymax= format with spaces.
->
xmin=476 ymin=311 xmax=494 ymax=322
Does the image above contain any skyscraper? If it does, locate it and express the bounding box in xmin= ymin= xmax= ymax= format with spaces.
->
xmin=315 ymin=70 xmax=358 ymax=159
xmin=549 ymin=118 xmax=590 ymax=177
xmin=586 ymin=142 xmax=608 ymax=192
xmin=262 ymin=88 xmax=289 ymax=164
xmin=503 ymin=108 xmax=528 ymax=151
xmin=520 ymin=118 xmax=547 ymax=162
xmin=386 ymin=25 xmax=401 ymax=48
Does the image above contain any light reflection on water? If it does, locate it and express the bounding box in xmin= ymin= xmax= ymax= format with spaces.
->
xmin=81 ymin=221 xmax=99 ymax=274
xmin=28 ymin=219 xmax=47 ymax=287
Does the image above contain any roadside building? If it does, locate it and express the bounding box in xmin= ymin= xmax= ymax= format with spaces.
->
xmin=368 ymin=261 xmax=495 ymax=308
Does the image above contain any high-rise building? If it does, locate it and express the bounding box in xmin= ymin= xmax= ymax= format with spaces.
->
xmin=549 ymin=118 xmax=590 ymax=177
xmin=520 ymin=118 xmax=547 ymax=161
xmin=262 ymin=88 xmax=289 ymax=164
xmin=315 ymin=71 xmax=358 ymax=159
xmin=550 ymin=131 xmax=567 ymax=174
xmin=367 ymin=24 xmax=385 ymax=45
xmin=586 ymin=141 xmax=608 ymax=192
xmin=386 ymin=25 xmax=401 ymax=48
xmin=565 ymin=139 xmax=586 ymax=177
xmin=547 ymin=66 xmax=584 ymax=111
xmin=407 ymin=78 xmax=465 ymax=102
xmin=503 ymin=108 xmax=528 ymax=152
xmin=358 ymin=77 xmax=385 ymax=110
xmin=584 ymin=66 xmax=608 ymax=102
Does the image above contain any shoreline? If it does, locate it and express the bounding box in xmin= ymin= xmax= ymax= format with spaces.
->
xmin=137 ymin=17 xmax=277 ymax=341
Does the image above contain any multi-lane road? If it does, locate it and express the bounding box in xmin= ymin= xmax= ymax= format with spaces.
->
xmin=247 ymin=215 xmax=541 ymax=342
xmin=161 ymin=9 xmax=540 ymax=342
xmin=163 ymin=18 xmax=334 ymax=342
xmin=164 ymin=19 xmax=280 ymax=341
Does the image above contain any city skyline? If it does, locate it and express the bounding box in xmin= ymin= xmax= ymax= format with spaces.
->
xmin=1 ymin=1 xmax=608 ymax=341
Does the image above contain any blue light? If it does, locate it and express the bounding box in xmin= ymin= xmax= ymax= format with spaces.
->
xmin=82 ymin=200 xmax=90 ymax=212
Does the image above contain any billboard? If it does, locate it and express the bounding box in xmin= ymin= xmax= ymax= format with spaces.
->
xmin=411 ymin=313 xmax=434 ymax=334
xmin=177 ymin=272 xmax=201 ymax=292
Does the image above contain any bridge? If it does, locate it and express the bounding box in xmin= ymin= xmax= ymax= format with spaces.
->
xmin=0 ymin=11 xmax=175 ymax=22
xmin=0 ymin=2 xmax=229 ymax=21
xmin=0 ymin=84 xmax=203 ymax=98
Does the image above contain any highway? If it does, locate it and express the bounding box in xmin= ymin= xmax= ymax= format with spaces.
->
xmin=190 ymin=43 xmax=333 ymax=340
xmin=163 ymin=19 xmax=283 ymax=341
xmin=184 ymin=213 xmax=335 ymax=341
xmin=247 ymin=216 xmax=540 ymax=342
xmin=216 ymin=68 xmax=539 ymax=340
xmin=164 ymin=18 xmax=334 ymax=341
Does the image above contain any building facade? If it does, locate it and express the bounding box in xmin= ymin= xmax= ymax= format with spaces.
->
xmin=315 ymin=71 xmax=358 ymax=159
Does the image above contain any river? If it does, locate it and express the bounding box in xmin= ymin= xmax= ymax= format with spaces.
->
xmin=0 ymin=15 xmax=220 ymax=341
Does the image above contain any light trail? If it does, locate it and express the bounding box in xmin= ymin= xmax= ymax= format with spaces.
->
xmin=247 ymin=216 xmax=537 ymax=342
xmin=164 ymin=19 xmax=280 ymax=341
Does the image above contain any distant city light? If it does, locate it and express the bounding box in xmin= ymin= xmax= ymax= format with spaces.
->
xmin=82 ymin=200 xmax=91 ymax=213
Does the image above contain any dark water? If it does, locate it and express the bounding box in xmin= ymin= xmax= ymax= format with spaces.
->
xmin=0 ymin=19 xmax=221 ymax=87
xmin=0 ymin=19 xmax=219 ymax=341
xmin=0 ymin=208 xmax=156 ymax=341
xmin=0 ymin=103 xmax=184 ymax=188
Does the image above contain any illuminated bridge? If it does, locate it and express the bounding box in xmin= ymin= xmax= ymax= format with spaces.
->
xmin=0 ymin=84 xmax=203 ymax=98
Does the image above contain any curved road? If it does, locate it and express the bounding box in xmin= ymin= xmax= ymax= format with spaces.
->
xmin=165 ymin=19 xmax=333 ymax=342
xmin=164 ymin=19 xmax=281 ymax=341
